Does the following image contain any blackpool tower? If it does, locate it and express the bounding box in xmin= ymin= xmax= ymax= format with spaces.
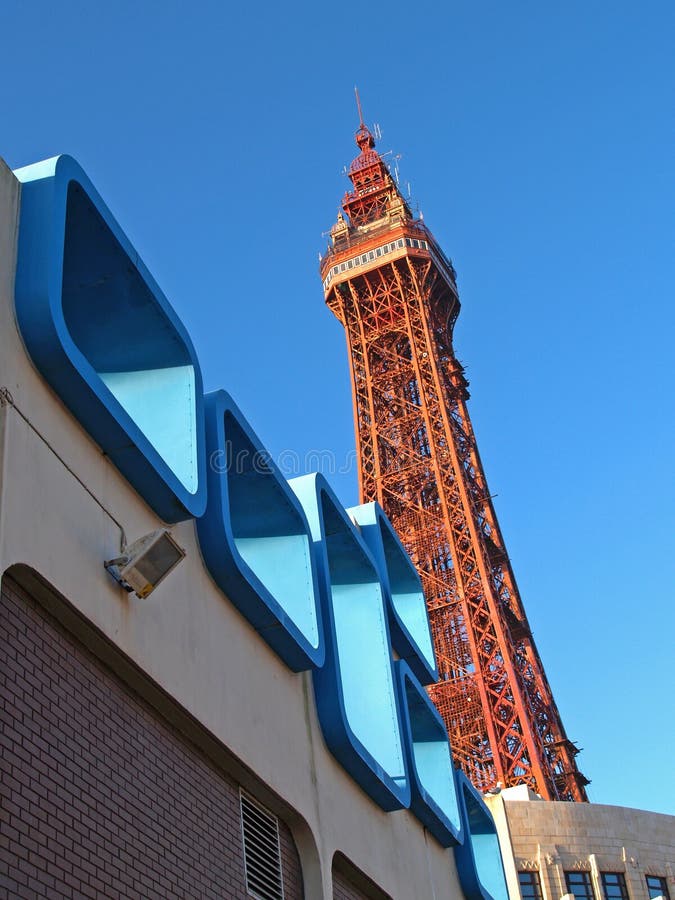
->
xmin=320 ymin=105 xmax=589 ymax=801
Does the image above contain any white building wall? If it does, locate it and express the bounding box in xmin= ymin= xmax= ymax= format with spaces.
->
xmin=0 ymin=155 xmax=466 ymax=899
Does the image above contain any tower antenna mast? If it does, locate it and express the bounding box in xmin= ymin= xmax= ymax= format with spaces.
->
xmin=354 ymin=86 xmax=365 ymax=128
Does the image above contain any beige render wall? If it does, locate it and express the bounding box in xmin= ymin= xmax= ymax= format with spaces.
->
xmin=486 ymin=788 xmax=674 ymax=900
xmin=0 ymin=155 xmax=464 ymax=900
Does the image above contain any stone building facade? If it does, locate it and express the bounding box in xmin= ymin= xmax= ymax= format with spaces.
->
xmin=486 ymin=787 xmax=674 ymax=900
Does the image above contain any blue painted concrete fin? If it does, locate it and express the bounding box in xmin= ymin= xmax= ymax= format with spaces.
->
xmin=348 ymin=502 xmax=437 ymax=684
xmin=289 ymin=473 xmax=411 ymax=812
xmin=13 ymin=155 xmax=206 ymax=522
xmin=396 ymin=660 xmax=463 ymax=847
xmin=454 ymin=772 xmax=509 ymax=900
xmin=196 ymin=391 xmax=323 ymax=672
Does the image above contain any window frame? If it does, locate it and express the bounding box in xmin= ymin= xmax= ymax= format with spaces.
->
xmin=518 ymin=870 xmax=544 ymax=900
xmin=600 ymin=872 xmax=629 ymax=900
xmin=646 ymin=876 xmax=670 ymax=900
xmin=565 ymin=870 xmax=596 ymax=900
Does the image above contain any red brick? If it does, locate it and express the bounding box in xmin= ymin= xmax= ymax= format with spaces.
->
xmin=1 ymin=576 xmax=303 ymax=899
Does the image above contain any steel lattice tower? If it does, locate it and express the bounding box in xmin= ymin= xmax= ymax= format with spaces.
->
xmin=321 ymin=111 xmax=589 ymax=801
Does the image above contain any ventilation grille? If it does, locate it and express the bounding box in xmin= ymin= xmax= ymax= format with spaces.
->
xmin=240 ymin=792 xmax=284 ymax=900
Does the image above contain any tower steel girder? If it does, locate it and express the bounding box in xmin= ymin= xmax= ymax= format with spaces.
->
xmin=321 ymin=120 xmax=588 ymax=802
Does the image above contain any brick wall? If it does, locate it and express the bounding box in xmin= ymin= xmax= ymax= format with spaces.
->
xmin=332 ymin=855 xmax=391 ymax=900
xmin=0 ymin=574 xmax=302 ymax=899
xmin=334 ymin=869 xmax=370 ymax=900
xmin=279 ymin=819 xmax=303 ymax=899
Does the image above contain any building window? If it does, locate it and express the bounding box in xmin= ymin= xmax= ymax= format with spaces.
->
xmin=646 ymin=876 xmax=670 ymax=900
xmin=240 ymin=792 xmax=284 ymax=900
xmin=565 ymin=871 xmax=596 ymax=900
xmin=601 ymin=873 xmax=629 ymax=900
xmin=519 ymin=871 xmax=543 ymax=900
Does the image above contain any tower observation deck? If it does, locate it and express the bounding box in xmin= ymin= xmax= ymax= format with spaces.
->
xmin=320 ymin=112 xmax=589 ymax=801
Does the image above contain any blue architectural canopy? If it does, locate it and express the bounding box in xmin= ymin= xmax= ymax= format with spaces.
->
xmin=395 ymin=661 xmax=463 ymax=847
xmin=13 ymin=156 xmax=206 ymax=523
xmin=348 ymin=502 xmax=437 ymax=684
xmin=454 ymin=772 xmax=509 ymax=900
xmin=197 ymin=392 xmax=323 ymax=672
xmin=289 ymin=474 xmax=410 ymax=812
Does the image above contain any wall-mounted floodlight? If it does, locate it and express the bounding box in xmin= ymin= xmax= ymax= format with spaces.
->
xmin=105 ymin=529 xmax=185 ymax=598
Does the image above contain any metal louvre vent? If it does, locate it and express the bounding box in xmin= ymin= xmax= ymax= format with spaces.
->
xmin=240 ymin=792 xmax=284 ymax=900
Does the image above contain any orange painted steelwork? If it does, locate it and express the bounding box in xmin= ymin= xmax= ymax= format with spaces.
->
xmin=321 ymin=119 xmax=588 ymax=801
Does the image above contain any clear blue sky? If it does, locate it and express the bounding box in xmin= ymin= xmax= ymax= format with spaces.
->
xmin=1 ymin=2 xmax=673 ymax=816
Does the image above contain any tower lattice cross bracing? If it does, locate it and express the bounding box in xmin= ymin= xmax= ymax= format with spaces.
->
xmin=321 ymin=116 xmax=589 ymax=802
